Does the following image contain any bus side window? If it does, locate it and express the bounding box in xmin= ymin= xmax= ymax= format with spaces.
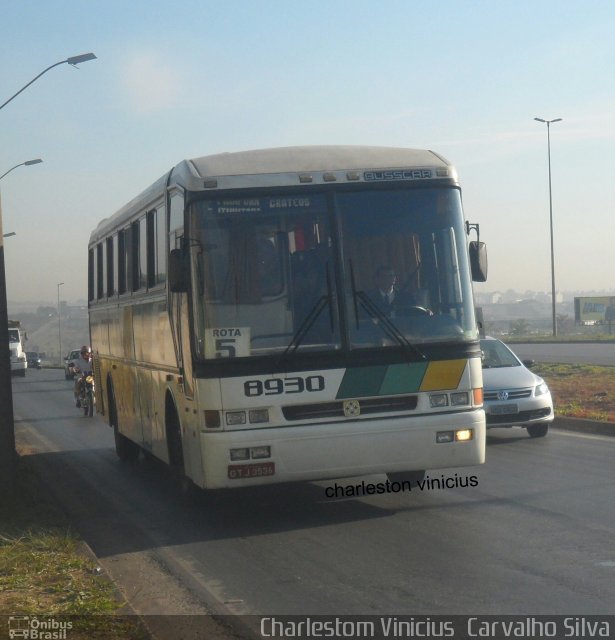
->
xmin=118 ymin=228 xmax=127 ymax=295
xmin=88 ymin=248 xmax=95 ymax=302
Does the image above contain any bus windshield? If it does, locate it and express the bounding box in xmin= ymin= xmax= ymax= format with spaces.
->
xmin=190 ymin=187 xmax=476 ymax=361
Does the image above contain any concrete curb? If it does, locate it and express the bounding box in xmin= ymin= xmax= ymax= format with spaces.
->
xmin=553 ymin=415 xmax=615 ymax=437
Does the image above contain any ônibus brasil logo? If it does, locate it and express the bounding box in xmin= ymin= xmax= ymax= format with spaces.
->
xmin=8 ymin=616 xmax=73 ymax=639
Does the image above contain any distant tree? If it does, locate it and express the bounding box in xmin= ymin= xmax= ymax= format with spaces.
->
xmin=557 ymin=314 xmax=572 ymax=334
xmin=509 ymin=319 xmax=530 ymax=336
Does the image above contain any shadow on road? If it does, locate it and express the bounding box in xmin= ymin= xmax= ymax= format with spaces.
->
xmin=18 ymin=447 xmax=399 ymax=560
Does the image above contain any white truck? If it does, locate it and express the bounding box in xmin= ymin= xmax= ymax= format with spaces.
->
xmin=8 ymin=320 xmax=27 ymax=377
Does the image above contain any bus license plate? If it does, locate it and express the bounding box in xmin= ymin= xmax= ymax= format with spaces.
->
xmin=491 ymin=404 xmax=518 ymax=415
xmin=228 ymin=462 xmax=275 ymax=480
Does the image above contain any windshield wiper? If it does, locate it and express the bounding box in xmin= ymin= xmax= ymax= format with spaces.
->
xmin=349 ymin=260 xmax=426 ymax=361
xmin=282 ymin=267 xmax=334 ymax=357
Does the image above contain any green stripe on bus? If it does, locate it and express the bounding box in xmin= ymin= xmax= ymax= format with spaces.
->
xmin=379 ymin=362 xmax=428 ymax=395
xmin=336 ymin=366 xmax=388 ymax=399
xmin=336 ymin=360 xmax=467 ymax=399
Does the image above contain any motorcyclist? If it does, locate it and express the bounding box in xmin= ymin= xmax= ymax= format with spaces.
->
xmin=73 ymin=345 xmax=93 ymax=408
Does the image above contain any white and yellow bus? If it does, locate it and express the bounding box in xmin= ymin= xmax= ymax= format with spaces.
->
xmin=88 ymin=146 xmax=487 ymax=490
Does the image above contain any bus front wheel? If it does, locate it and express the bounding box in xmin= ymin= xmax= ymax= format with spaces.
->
xmin=165 ymin=399 xmax=200 ymax=501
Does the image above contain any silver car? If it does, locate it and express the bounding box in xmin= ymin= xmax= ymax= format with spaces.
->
xmin=480 ymin=337 xmax=553 ymax=438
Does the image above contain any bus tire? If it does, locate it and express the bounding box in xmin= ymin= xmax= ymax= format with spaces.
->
xmin=108 ymin=381 xmax=140 ymax=461
xmin=165 ymin=398 xmax=184 ymax=471
xmin=527 ymin=424 xmax=549 ymax=438
xmin=165 ymin=397 xmax=199 ymax=500
xmin=386 ymin=470 xmax=425 ymax=488
xmin=86 ymin=390 xmax=94 ymax=417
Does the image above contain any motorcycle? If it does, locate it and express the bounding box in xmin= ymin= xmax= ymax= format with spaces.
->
xmin=77 ymin=370 xmax=95 ymax=417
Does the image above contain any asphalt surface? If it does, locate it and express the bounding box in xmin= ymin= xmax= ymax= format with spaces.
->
xmin=12 ymin=369 xmax=615 ymax=628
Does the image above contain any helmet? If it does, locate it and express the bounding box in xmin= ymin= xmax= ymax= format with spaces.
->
xmin=80 ymin=345 xmax=91 ymax=355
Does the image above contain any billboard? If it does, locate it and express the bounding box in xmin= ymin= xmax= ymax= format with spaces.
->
xmin=574 ymin=296 xmax=615 ymax=325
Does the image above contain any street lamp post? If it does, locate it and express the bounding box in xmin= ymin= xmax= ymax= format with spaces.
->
xmin=0 ymin=159 xmax=43 ymax=181
xmin=0 ymin=192 xmax=17 ymax=498
xmin=0 ymin=52 xmax=96 ymax=498
xmin=0 ymin=161 xmax=43 ymax=498
xmin=57 ymin=283 xmax=64 ymax=366
xmin=0 ymin=53 xmax=97 ymax=111
xmin=534 ymin=117 xmax=562 ymax=337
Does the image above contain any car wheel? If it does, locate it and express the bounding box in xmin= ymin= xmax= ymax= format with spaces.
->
xmin=527 ymin=424 xmax=549 ymax=438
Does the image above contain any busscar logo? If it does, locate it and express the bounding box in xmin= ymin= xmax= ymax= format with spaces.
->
xmin=8 ymin=616 xmax=73 ymax=639
xmin=364 ymin=168 xmax=433 ymax=181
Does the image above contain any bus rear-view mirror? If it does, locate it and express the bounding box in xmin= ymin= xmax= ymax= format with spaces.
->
xmin=469 ymin=241 xmax=488 ymax=282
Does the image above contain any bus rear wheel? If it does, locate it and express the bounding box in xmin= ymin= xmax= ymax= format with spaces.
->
xmin=109 ymin=383 xmax=140 ymax=461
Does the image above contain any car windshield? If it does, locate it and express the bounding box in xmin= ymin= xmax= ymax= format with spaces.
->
xmin=480 ymin=339 xmax=521 ymax=368
xmin=189 ymin=187 xmax=477 ymax=361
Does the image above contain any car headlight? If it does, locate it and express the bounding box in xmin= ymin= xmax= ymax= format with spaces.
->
xmin=535 ymin=381 xmax=550 ymax=397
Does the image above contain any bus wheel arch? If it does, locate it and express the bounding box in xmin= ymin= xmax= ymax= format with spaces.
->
xmin=165 ymin=393 xmax=199 ymax=498
xmin=165 ymin=392 xmax=184 ymax=471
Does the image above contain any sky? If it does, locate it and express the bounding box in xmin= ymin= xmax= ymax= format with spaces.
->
xmin=2 ymin=0 xmax=615 ymax=307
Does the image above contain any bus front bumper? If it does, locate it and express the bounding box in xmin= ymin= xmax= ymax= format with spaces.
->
xmin=199 ymin=409 xmax=485 ymax=489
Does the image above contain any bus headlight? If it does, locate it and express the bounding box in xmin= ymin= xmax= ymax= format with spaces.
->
xmin=226 ymin=411 xmax=247 ymax=425
xmin=250 ymin=446 xmax=271 ymax=459
xmin=249 ymin=409 xmax=269 ymax=424
xmin=429 ymin=393 xmax=448 ymax=408
xmin=436 ymin=429 xmax=474 ymax=443
xmin=455 ymin=429 xmax=473 ymax=442
xmin=451 ymin=392 xmax=469 ymax=406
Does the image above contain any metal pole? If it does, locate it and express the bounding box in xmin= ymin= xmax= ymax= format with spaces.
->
xmin=547 ymin=122 xmax=557 ymax=337
xmin=0 ymin=192 xmax=16 ymax=496
xmin=535 ymin=117 xmax=562 ymax=337
xmin=0 ymin=54 xmax=96 ymax=112
xmin=0 ymin=53 xmax=95 ymax=498
xmin=57 ymin=283 xmax=64 ymax=365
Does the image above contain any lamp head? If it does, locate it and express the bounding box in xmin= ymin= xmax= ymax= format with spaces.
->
xmin=66 ymin=53 xmax=97 ymax=66
xmin=24 ymin=159 xmax=43 ymax=166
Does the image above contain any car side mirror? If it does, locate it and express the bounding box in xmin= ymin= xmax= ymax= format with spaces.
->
xmin=522 ymin=359 xmax=535 ymax=369
xmin=469 ymin=241 xmax=488 ymax=282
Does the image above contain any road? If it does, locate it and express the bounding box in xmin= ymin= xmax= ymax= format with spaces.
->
xmin=12 ymin=369 xmax=615 ymax=629
xmin=509 ymin=342 xmax=615 ymax=366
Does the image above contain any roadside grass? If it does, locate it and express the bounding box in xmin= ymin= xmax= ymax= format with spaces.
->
xmin=532 ymin=363 xmax=615 ymax=422
xmin=0 ymin=458 xmax=149 ymax=639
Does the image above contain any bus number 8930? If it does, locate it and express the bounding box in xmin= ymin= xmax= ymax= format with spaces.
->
xmin=244 ymin=375 xmax=325 ymax=397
